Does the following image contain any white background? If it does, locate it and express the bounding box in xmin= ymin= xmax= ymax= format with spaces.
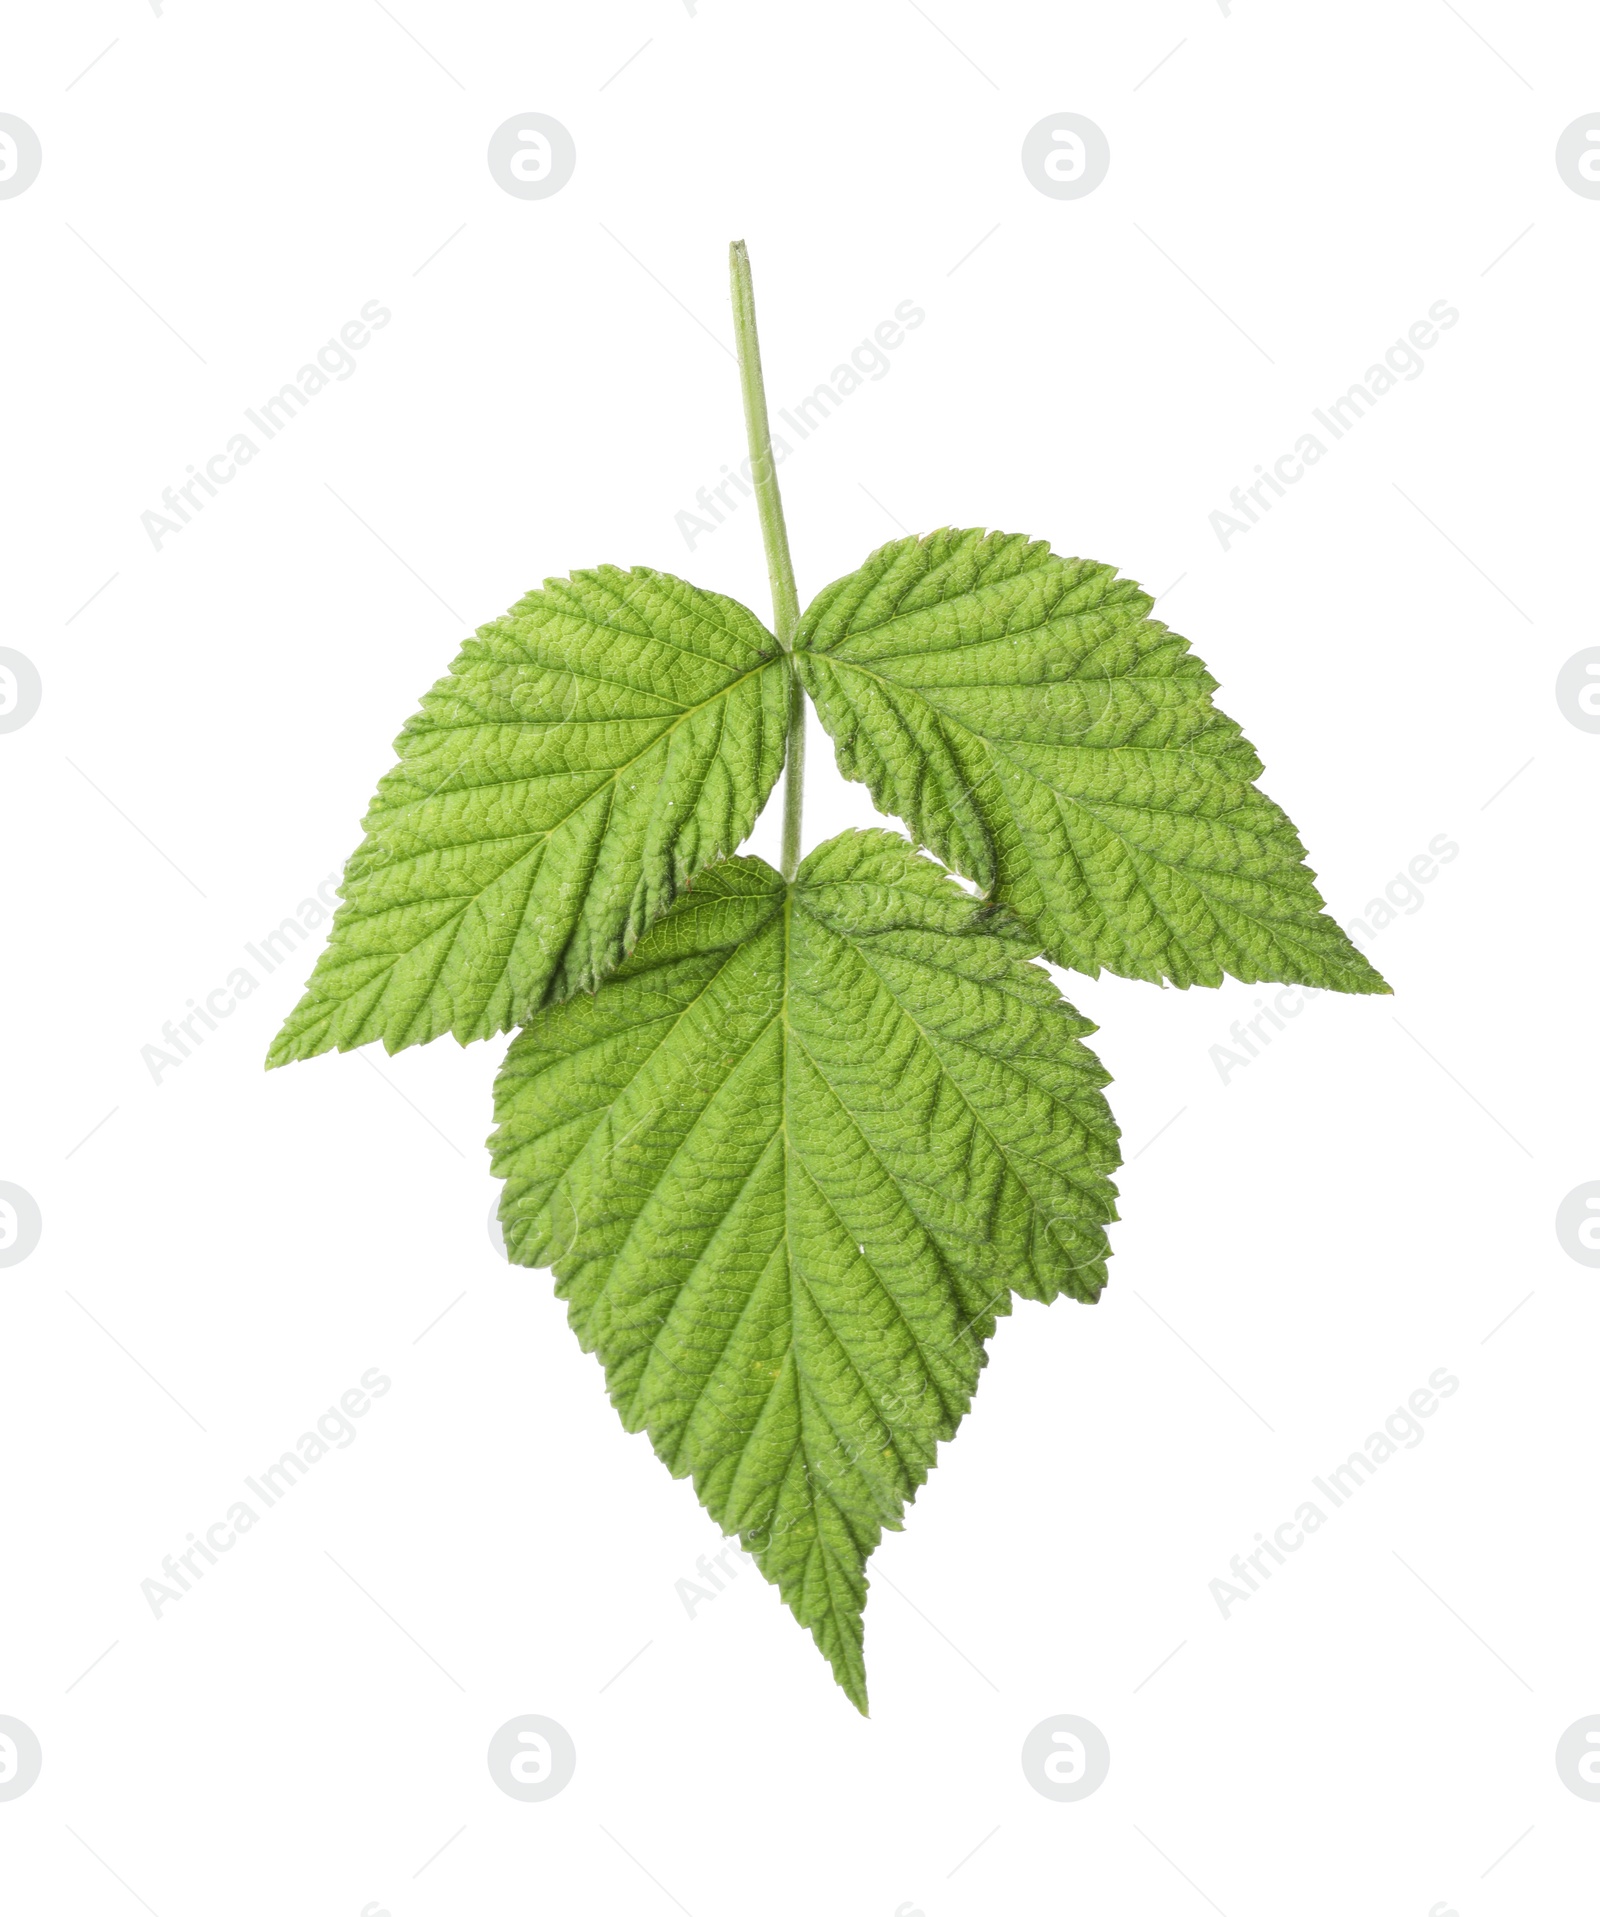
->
xmin=2 ymin=3 xmax=1597 ymax=1912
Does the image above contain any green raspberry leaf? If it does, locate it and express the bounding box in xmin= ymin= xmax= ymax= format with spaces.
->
xmin=488 ymin=828 xmax=1120 ymax=1711
xmin=793 ymin=529 xmax=1389 ymax=995
xmin=268 ymin=568 xmax=792 ymax=1065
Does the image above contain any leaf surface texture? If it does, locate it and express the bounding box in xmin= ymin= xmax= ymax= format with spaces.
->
xmin=270 ymin=568 xmax=790 ymax=1063
xmin=490 ymin=830 xmax=1120 ymax=1708
xmin=794 ymin=529 xmax=1388 ymax=994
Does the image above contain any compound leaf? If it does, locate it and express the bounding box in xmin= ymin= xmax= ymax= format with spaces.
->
xmin=489 ymin=829 xmax=1119 ymax=1711
xmin=269 ymin=568 xmax=791 ymax=1065
xmin=793 ymin=529 xmax=1388 ymax=995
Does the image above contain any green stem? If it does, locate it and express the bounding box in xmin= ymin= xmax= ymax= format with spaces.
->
xmin=730 ymin=239 xmax=805 ymax=881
